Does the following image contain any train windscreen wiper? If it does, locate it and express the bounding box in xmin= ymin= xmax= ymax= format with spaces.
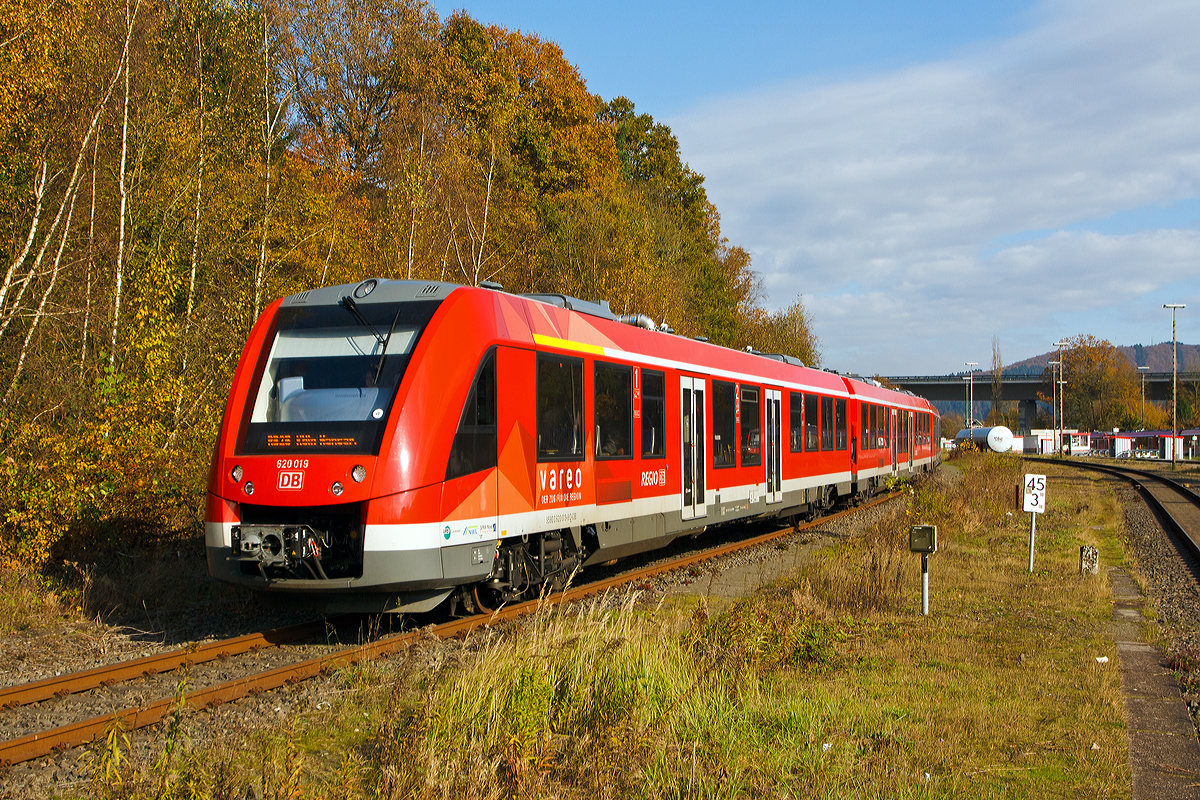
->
xmin=339 ymin=296 xmax=385 ymax=347
xmin=372 ymin=309 xmax=404 ymax=386
xmin=339 ymin=296 xmax=402 ymax=386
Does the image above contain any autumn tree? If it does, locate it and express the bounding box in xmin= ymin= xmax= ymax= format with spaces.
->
xmin=0 ymin=1 xmax=821 ymax=573
xmin=1060 ymin=334 xmax=1141 ymax=432
xmin=986 ymin=336 xmax=1015 ymax=428
xmin=735 ymin=296 xmax=820 ymax=366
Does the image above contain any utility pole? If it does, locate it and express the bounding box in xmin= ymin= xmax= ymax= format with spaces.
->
xmin=1049 ymin=359 xmax=1060 ymax=452
xmin=966 ymin=361 xmax=978 ymax=430
xmin=1138 ymin=365 xmax=1149 ymax=431
xmin=1165 ymin=304 xmax=1186 ymax=467
xmin=1053 ymin=340 xmax=1069 ymax=455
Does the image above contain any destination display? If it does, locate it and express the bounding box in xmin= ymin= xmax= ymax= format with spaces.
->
xmin=242 ymin=422 xmax=370 ymax=454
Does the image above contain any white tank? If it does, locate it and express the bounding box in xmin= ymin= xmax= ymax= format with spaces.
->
xmin=955 ymin=426 xmax=1015 ymax=453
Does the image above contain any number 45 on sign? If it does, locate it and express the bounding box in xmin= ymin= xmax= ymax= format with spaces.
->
xmin=1024 ymin=474 xmax=1047 ymax=513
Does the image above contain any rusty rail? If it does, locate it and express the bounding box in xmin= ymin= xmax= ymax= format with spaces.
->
xmin=1029 ymin=457 xmax=1200 ymax=557
xmin=0 ymin=493 xmax=898 ymax=766
xmin=0 ymin=619 xmax=332 ymax=711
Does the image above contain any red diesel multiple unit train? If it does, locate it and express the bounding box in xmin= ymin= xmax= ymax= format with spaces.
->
xmin=206 ymin=279 xmax=941 ymax=613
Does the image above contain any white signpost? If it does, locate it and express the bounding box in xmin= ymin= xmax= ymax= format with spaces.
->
xmin=1024 ymin=474 xmax=1046 ymax=572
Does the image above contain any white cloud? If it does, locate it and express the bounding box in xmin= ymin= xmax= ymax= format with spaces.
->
xmin=672 ymin=0 xmax=1200 ymax=374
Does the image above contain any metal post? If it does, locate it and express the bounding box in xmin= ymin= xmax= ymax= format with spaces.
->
xmin=921 ymin=552 xmax=929 ymax=616
xmin=1052 ymin=361 xmax=1058 ymax=449
xmin=966 ymin=361 xmax=978 ymax=429
xmin=1049 ymin=358 xmax=1060 ymax=454
xmin=1053 ymin=340 xmax=1069 ymax=454
xmin=1165 ymin=304 xmax=1185 ymax=468
xmin=1139 ymin=365 xmax=1149 ymax=430
xmin=963 ymin=376 xmax=970 ymax=429
xmin=1028 ymin=512 xmax=1037 ymax=573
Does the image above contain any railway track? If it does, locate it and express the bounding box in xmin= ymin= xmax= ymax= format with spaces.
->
xmin=1031 ymin=458 xmax=1200 ymax=558
xmin=0 ymin=492 xmax=899 ymax=767
xmin=0 ymin=619 xmax=331 ymax=710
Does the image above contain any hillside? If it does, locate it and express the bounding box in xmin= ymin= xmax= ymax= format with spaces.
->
xmin=1002 ymin=342 xmax=1200 ymax=375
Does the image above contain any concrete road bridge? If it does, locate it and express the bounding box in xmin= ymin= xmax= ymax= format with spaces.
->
xmin=882 ymin=372 xmax=1199 ymax=433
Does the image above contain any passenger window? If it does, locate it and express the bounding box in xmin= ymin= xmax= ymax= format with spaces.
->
xmin=446 ymin=350 xmax=497 ymax=480
xmin=836 ymin=398 xmax=847 ymax=451
xmin=861 ymin=404 xmax=868 ymax=451
xmin=594 ymin=361 xmax=632 ymax=459
xmin=641 ymin=369 xmax=666 ymax=458
xmin=741 ymin=386 xmax=761 ymax=467
xmin=804 ymin=394 xmax=819 ymax=452
xmin=713 ymin=381 xmax=736 ymax=467
xmin=789 ymin=392 xmax=803 ymax=453
xmin=870 ymin=405 xmax=878 ymax=449
xmin=821 ymin=396 xmax=834 ymax=451
xmin=537 ymin=353 xmax=584 ymax=461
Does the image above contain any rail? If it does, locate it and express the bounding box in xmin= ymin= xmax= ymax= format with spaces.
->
xmin=1028 ymin=457 xmax=1200 ymax=557
xmin=0 ymin=619 xmax=331 ymax=710
xmin=0 ymin=492 xmax=900 ymax=766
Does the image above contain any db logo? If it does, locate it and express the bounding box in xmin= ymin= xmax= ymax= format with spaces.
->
xmin=640 ymin=468 xmax=668 ymax=487
xmin=277 ymin=470 xmax=304 ymax=490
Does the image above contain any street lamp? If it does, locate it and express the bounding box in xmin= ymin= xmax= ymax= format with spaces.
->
xmin=962 ymin=376 xmax=971 ymax=432
xmin=1138 ymin=366 xmax=1149 ymax=431
xmin=1053 ymin=340 xmax=1069 ymax=455
xmin=1049 ymin=359 xmax=1060 ymax=453
xmin=1048 ymin=359 xmax=1060 ymax=427
xmin=966 ymin=362 xmax=978 ymax=430
xmin=1165 ymin=304 xmax=1186 ymax=467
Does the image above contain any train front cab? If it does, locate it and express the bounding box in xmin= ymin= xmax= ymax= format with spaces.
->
xmin=205 ymin=281 xmax=504 ymax=613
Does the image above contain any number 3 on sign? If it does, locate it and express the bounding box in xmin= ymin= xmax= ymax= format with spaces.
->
xmin=1023 ymin=474 xmax=1047 ymax=514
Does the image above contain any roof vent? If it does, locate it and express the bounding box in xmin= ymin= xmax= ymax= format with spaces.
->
xmin=759 ymin=353 xmax=806 ymax=367
xmin=292 ymin=290 xmax=310 ymax=303
xmin=419 ymin=284 xmax=439 ymax=296
xmin=523 ymin=293 xmax=618 ymax=322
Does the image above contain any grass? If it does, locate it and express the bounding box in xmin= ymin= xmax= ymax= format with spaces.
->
xmin=60 ymin=451 xmax=1136 ymax=798
xmin=0 ymin=566 xmax=83 ymax=634
xmin=1 ymin=528 xmax=250 ymax=637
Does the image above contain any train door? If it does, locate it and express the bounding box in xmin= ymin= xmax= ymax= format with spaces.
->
xmin=890 ymin=408 xmax=898 ymax=475
xmin=908 ymin=411 xmax=915 ymax=469
xmin=681 ymin=376 xmax=707 ymax=520
xmin=765 ymin=388 xmax=782 ymax=504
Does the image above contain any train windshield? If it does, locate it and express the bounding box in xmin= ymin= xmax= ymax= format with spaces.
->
xmin=238 ymin=299 xmax=442 ymax=455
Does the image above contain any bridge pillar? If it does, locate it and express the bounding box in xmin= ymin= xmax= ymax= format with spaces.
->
xmin=1017 ymin=399 xmax=1038 ymax=435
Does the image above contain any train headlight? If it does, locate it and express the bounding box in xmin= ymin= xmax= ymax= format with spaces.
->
xmin=244 ymin=482 xmax=255 ymax=496
xmin=354 ymin=279 xmax=377 ymax=298
xmin=231 ymin=464 xmax=243 ymax=483
xmin=351 ymin=465 xmax=366 ymax=483
xmin=331 ymin=481 xmax=344 ymax=496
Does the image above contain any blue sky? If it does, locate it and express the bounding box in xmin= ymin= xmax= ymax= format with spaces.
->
xmin=434 ymin=1 xmax=1200 ymax=375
